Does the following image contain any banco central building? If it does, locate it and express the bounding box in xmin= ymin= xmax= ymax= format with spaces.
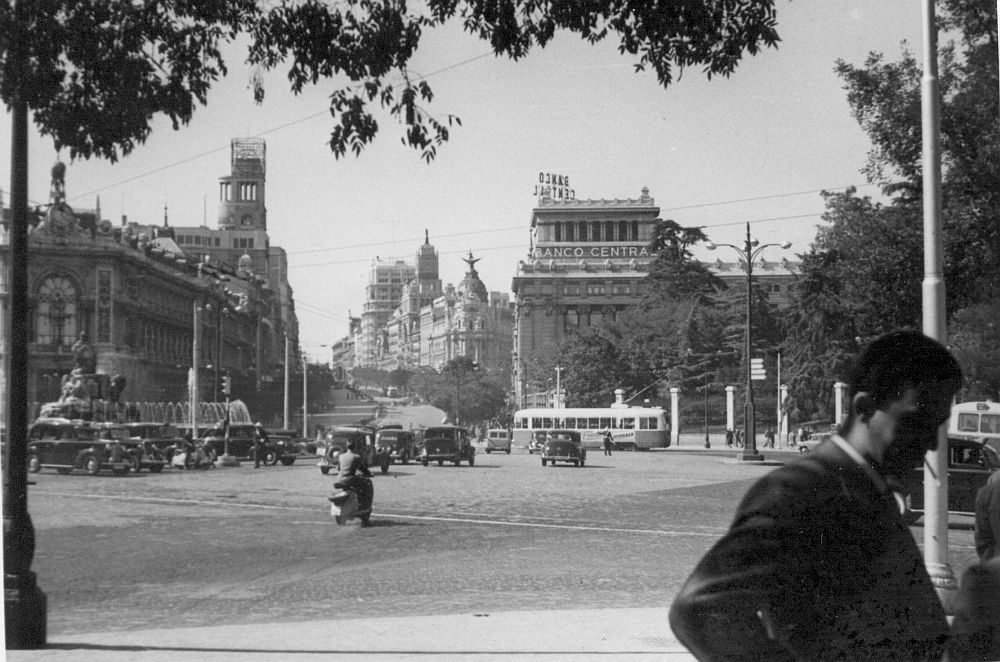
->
xmin=511 ymin=187 xmax=661 ymax=407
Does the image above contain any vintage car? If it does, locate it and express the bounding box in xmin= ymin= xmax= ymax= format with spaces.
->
xmin=201 ymin=423 xmax=298 ymax=466
xmin=541 ymin=429 xmax=586 ymax=467
xmin=485 ymin=428 xmax=512 ymax=454
xmin=27 ymin=417 xmax=133 ymax=475
xmin=318 ymin=426 xmax=390 ymax=475
xmin=420 ymin=425 xmax=475 ymax=467
xmin=95 ymin=422 xmax=168 ymax=473
xmin=527 ymin=429 xmax=549 ymax=454
xmin=903 ymin=437 xmax=999 ymax=516
xmin=375 ymin=428 xmax=417 ymax=465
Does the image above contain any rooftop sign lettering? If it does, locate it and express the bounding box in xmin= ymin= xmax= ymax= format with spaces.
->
xmin=531 ymin=245 xmax=653 ymax=259
xmin=534 ymin=172 xmax=575 ymax=200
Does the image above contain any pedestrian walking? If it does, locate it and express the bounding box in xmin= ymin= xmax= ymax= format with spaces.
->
xmin=763 ymin=427 xmax=775 ymax=449
xmin=253 ymin=422 xmax=269 ymax=469
xmin=669 ymin=330 xmax=963 ymax=660
xmin=603 ymin=429 xmax=614 ymax=456
xmin=725 ymin=428 xmax=734 ymax=448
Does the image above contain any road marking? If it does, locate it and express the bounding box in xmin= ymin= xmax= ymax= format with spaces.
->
xmin=32 ymin=491 xmax=724 ymax=537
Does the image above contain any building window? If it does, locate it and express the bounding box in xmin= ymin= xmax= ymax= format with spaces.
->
xmin=612 ymin=283 xmax=632 ymax=295
xmin=590 ymin=222 xmax=602 ymax=241
xmin=35 ymin=275 xmax=78 ymax=347
xmin=564 ymin=308 xmax=578 ymax=330
xmin=563 ymin=283 xmax=580 ymax=296
xmin=565 ymin=223 xmax=575 ymax=242
xmin=586 ymin=283 xmax=605 ymax=296
xmin=604 ymin=221 xmax=616 ymax=241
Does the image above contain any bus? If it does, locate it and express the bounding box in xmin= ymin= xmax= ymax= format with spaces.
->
xmin=948 ymin=400 xmax=1000 ymax=453
xmin=511 ymin=405 xmax=670 ymax=451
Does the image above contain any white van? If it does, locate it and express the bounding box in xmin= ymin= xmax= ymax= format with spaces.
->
xmin=949 ymin=400 xmax=1000 ymax=453
xmin=485 ymin=429 xmax=512 ymax=454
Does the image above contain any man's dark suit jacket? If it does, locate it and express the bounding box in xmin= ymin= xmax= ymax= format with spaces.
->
xmin=669 ymin=440 xmax=949 ymax=661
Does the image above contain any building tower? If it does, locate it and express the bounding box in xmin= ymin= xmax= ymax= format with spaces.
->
xmin=217 ymin=138 xmax=267 ymax=231
xmin=416 ymin=229 xmax=438 ymax=283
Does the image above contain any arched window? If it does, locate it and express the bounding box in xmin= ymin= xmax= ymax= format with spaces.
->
xmin=36 ymin=275 xmax=78 ymax=347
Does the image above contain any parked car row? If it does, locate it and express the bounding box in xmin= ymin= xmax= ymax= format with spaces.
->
xmin=26 ymin=418 xmax=317 ymax=476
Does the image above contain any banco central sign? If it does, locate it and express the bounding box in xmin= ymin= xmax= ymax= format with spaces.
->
xmin=531 ymin=245 xmax=654 ymax=259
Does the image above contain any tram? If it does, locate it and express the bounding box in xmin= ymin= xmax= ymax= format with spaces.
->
xmin=511 ymin=404 xmax=670 ymax=451
xmin=949 ymin=400 xmax=1000 ymax=453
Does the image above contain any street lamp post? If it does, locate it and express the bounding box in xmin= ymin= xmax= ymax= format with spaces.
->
xmin=706 ymin=223 xmax=790 ymax=462
xmin=703 ymin=369 xmax=710 ymax=449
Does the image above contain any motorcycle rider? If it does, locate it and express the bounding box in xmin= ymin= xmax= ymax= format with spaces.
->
xmin=332 ymin=439 xmax=374 ymax=519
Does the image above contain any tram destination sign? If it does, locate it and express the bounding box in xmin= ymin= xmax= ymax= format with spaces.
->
xmin=531 ymin=244 xmax=653 ymax=259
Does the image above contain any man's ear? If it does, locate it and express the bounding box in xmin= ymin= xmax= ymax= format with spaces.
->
xmin=853 ymin=392 xmax=876 ymax=420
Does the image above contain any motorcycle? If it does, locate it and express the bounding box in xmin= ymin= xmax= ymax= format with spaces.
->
xmin=328 ymin=476 xmax=373 ymax=526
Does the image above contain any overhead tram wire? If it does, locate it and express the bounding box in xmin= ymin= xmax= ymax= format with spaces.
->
xmin=66 ymin=51 xmax=497 ymax=204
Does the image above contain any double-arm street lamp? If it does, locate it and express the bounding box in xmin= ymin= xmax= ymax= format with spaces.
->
xmin=706 ymin=223 xmax=790 ymax=461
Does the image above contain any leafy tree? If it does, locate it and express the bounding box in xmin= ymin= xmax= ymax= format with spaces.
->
xmin=834 ymin=0 xmax=999 ymax=308
xmin=3 ymin=1 xmax=782 ymax=162
xmin=781 ymin=190 xmax=924 ymax=420
xmin=415 ymin=356 xmax=505 ymax=424
xmin=641 ymin=219 xmax=725 ymax=307
xmin=949 ymin=302 xmax=1000 ymax=401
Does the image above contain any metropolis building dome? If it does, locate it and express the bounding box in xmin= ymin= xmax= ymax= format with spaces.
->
xmin=457 ymin=252 xmax=488 ymax=303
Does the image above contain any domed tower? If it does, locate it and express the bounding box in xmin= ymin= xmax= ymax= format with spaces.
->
xmin=217 ymin=138 xmax=266 ymax=231
xmin=457 ymin=252 xmax=488 ymax=303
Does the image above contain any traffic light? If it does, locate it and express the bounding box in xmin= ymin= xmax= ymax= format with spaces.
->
xmin=221 ymin=374 xmax=232 ymax=396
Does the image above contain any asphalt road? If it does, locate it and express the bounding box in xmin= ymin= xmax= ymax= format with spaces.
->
xmin=21 ymin=412 xmax=982 ymax=646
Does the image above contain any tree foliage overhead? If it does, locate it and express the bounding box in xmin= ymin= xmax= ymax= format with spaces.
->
xmin=3 ymin=1 xmax=781 ymax=163
xmin=1 ymin=1 xmax=258 ymax=161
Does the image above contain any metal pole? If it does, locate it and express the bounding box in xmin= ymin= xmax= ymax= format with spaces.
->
xmin=741 ymin=223 xmax=760 ymax=461
xmin=703 ymin=368 xmax=710 ymax=448
xmin=213 ymin=306 xmax=220 ymax=401
xmin=920 ymin=0 xmax=956 ymax=606
xmin=3 ymin=93 xmax=48 ymax=648
xmin=191 ymin=301 xmax=200 ymax=438
xmin=283 ymin=335 xmax=289 ymax=430
xmin=302 ymin=353 xmax=307 ymax=437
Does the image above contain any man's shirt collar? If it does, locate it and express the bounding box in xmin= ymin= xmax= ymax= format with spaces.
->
xmin=830 ymin=434 xmax=889 ymax=494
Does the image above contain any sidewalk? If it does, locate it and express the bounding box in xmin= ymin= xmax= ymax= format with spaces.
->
xmin=9 ymin=608 xmax=697 ymax=661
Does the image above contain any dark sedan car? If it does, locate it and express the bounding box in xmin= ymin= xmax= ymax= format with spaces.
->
xmin=28 ymin=418 xmax=132 ymax=475
xmin=541 ymin=429 xmax=586 ymax=467
xmin=903 ymin=438 xmax=999 ymax=516
xmin=420 ymin=425 xmax=475 ymax=467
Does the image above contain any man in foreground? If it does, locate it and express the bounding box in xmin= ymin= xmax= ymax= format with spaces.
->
xmin=669 ymin=330 xmax=962 ymax=660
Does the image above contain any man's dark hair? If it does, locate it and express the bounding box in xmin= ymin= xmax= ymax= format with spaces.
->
xmin=346 ymin=440 xmax=356 ymax=451
xmin=844 ymin=330 xmax=962 ymax=426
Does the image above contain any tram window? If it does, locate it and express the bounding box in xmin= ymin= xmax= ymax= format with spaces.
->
xmin=514 ymin=418 xmax=524 ymax=429
xmin=982 ymin=414 xmax=1000 ymax=434
xmin=599 ymin=417 xmax=612 ymax=429
xmin=958 ymin=413 xmax=980 ymax=432
xmin=531 ymin=417 xmax=543 ymax=429
xmin=586 ymin=418 xmax=598 ymax=429
xmin=639 ymin=417 xmax=659 ymax=430
xmin=541 ymin=417 xmax=553 ymax=428
xmin=622 ymin=418 xmax=635 ymax=430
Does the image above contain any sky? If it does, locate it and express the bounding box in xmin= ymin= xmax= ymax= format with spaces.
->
xmin=0 ymin=1 xmax=935 ymax=361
